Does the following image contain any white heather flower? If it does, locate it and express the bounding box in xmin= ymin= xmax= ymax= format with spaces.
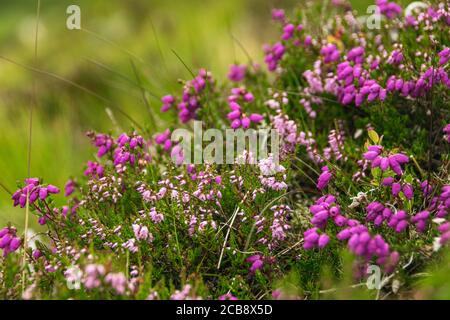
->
xmin=433 ymin=237 xmax=442 ymax=252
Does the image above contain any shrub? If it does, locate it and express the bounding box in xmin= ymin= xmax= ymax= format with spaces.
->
xmin=1 ymin=0 xmax=449 ymax=300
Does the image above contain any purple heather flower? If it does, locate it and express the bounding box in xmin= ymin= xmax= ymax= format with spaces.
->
xmin=219 ymin=293 xmax=238 ymax=300
xmin=90 ymin=133 xmax=114 ymax=158
xmin=249 ymin=113 xmax=263 ymax=123
xmin=317 ymin=166 xmax=332 ymax=190
xmin=12 ymin=178 xmax=60 ymax=208
xmin=271 ymin=8 xmax=285 ymax=22
xmin=304 ymin=35 xmax=312 ymax=46
xmin=320 ymin=44 xmax=340 ymax=64
xmin=402 ymin=184 xmax=414 ymax=200
xmin=84 ymin=161 xmax=104 ymax=179
xmin=347 ymin=46 xmax=365 ymax=64
xmin=382 ymin=177 xmax=394 ymax=186
xmin=443 ymin=124 xmax=450 ymax=143
xmin=161 ymin=95 xmax=175 ymax=112
xmin=303 ymin=228 xmax=330 ymax=250
xmin=438 ymin=47 xmax=450 ymax=66
xmin=0 ymin=227 xmax=21 ymax=257
xmin=246 ymin=255 xmax=264 ymax=273
xmin=376 ymin=0 xmax=402 ymax=19
xmin=64 ymin=179 xmax=76 ymax=197
xmin=228 ymin=64 xmax=246 ymax=82
xmin=318 ymin=234 xmax=330 ymax=248
xmin=281 ymin=23 xmax=295 ymax=40
xmin=388 ymin=210 xmax=409 ymax=233
xmin=32 ymin=249 xmax=42 ymax=259
xmin=264 ymin=42 xmax=285 ymax=71
xmin=411 ymin=211 xmax=429 ymax=233
xmin=387 ymin=50 xmax=404 ymax=65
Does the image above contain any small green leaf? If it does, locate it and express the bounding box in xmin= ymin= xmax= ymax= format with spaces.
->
xmin=368 ymin=130 xmax=380 ymax=144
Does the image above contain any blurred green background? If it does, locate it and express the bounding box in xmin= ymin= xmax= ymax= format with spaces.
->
xmin=0 ymin=0 xmax=374 ymax=229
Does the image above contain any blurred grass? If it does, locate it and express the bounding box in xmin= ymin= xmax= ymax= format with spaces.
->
xmin=0 ymin=0 xmax=373 ymax=230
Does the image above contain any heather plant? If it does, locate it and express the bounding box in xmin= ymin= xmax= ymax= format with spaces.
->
xmin=0 ymin=0 xmax=449 ymax=300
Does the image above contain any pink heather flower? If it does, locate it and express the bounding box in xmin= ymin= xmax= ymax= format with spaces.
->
xmin=64 ymin=179 xmax=76 ymax=197
xmin=105 ymin=272 xmax=127 ymax=295
xmin=318 ymin=234 xmax=330 ymax=248
xmin=122 ymin=238 xmax=138 ymax=253
xmin=392 ymin=183 xmax=402 ymax=196
xmin=387 ymin=50 xmax=404 ymax=65
xmin=231 ymin=119 xmax=241 ymax=129
xmin=382 ymin=177 xmax=394 ymax=186
xmin=47 ymin=185 xmax=60 ymax=194
xmin=218 ymin=293 xmax=238 ymax=300
xmin=0 ymin=227 xmax=21 ymax=257
xmin=163 ymin=69 xmax=212 ymax=123
xmin=132 ymin=224 xmax=152 ymax=242
xmin=338 ymin=221 xmax=394 ymax=269
xmin=320 ymin=44 xmax=340 ymax=63
xmin=258 ymin=155 xmax=288 ymax=191
xmin=438 ymin=47 xmax=450 ymax=66
xmin=420 ymin=180 xmax=433 ymax=195
xmin=304 ymin=35 xmax=312 ymax=46
xmin=170 ymin=144 xmax=185 ymax=166
xmin=388 ymin=210 xmax=409 ymax=233
xmin=171 ymin=284 xmax=194 ymax=300
xmin=89 ymin=133 xmax=114 ymax=158
xmin=281 ymin=23 xmax=295 ymax=40
xmin=411 ymin=211 xmax=430 ymax=233
xmin=228 ymin=64 xmax=246 ymax=82
xmin=264 ymin=42 xmax=285 ymax=71
xmin=271 ymin=8 xmax=285 ymax=22
xmin=32 ymin=249 xmax=42 ymax=259
xmin=443 ymin=124 xmax=450 ymax=143
xmin=303 ymin=227 xmax=330 ymax=250
xmin=246 ymin=255 xmax=264 ymax=273
xmin=117 ymin=133 xmax=130 ymax=147
xmin=84 ymin=161 xmax=104 ymax=179
xmin=309 ymin=195 xmax=345 ymax=229
xmin=12 ymin=178 xmax=60 ymax=208
xmin=376 ymin=0 xmax=402 ymax=19
xmin=405 ymin=15 xmax=417 ymax=27
xmin=438 ymin=222 xmax=450 ymax=246
xmin=149 ymin=207 xmax=164 ymax=223
xmin=38 ymin=216 xmax=47 ymax=225
xmin=249 ymin=113 xmax=264 ymax=123
xmin=161 ymin=95 xmax=175 ymax=112
xmin=364 ymin=145 xmax=409 ymax=176
xmin=154 ymin=129 xmax=173 ymax=152
xmin=347 ymin=46 xmax=365 ymax=64
xmin=366 ymin=202 xmax=390 ymax=227
xmin=83 ymin=264 xmax=105 ymax=289
xmin=402 ymin=184 xmax=414 ymax=200
xmin=317 ymin=166 xmax=332 ymax=190
xmin=363 ymin=145 xmax=383 ymax=160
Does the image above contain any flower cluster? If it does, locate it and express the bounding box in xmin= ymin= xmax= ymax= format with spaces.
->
xmin=3 ymin=1 xmax=450 ymax=300
xmin=376 ymin=0 xmax=402 ymax=19
xmin=303 ymin=227 xmax=330 ymax=250
xmin=0 ymin=227 xmax=21 ymax=257
xmin=161 ymin=69 xmax=214 ymax=123
xmin=12 ymin=178 xmax=60 ymax=208
xmin=363 ymin=145 xmax=409 ymax=175
xmin=309 ymin=195 xmax=346 ymax=229
xmin=258 ymin=155 xmax=287 ymax=191
xmin=228 ymin=64 xmax=246 ymax=82
xmin=226 ymin=87 xmax=263 ymax=129
xmin=337 ymin=221 xmax=399 ymax=271
xmin=264 ymin=42 xmax=285 ymax=71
